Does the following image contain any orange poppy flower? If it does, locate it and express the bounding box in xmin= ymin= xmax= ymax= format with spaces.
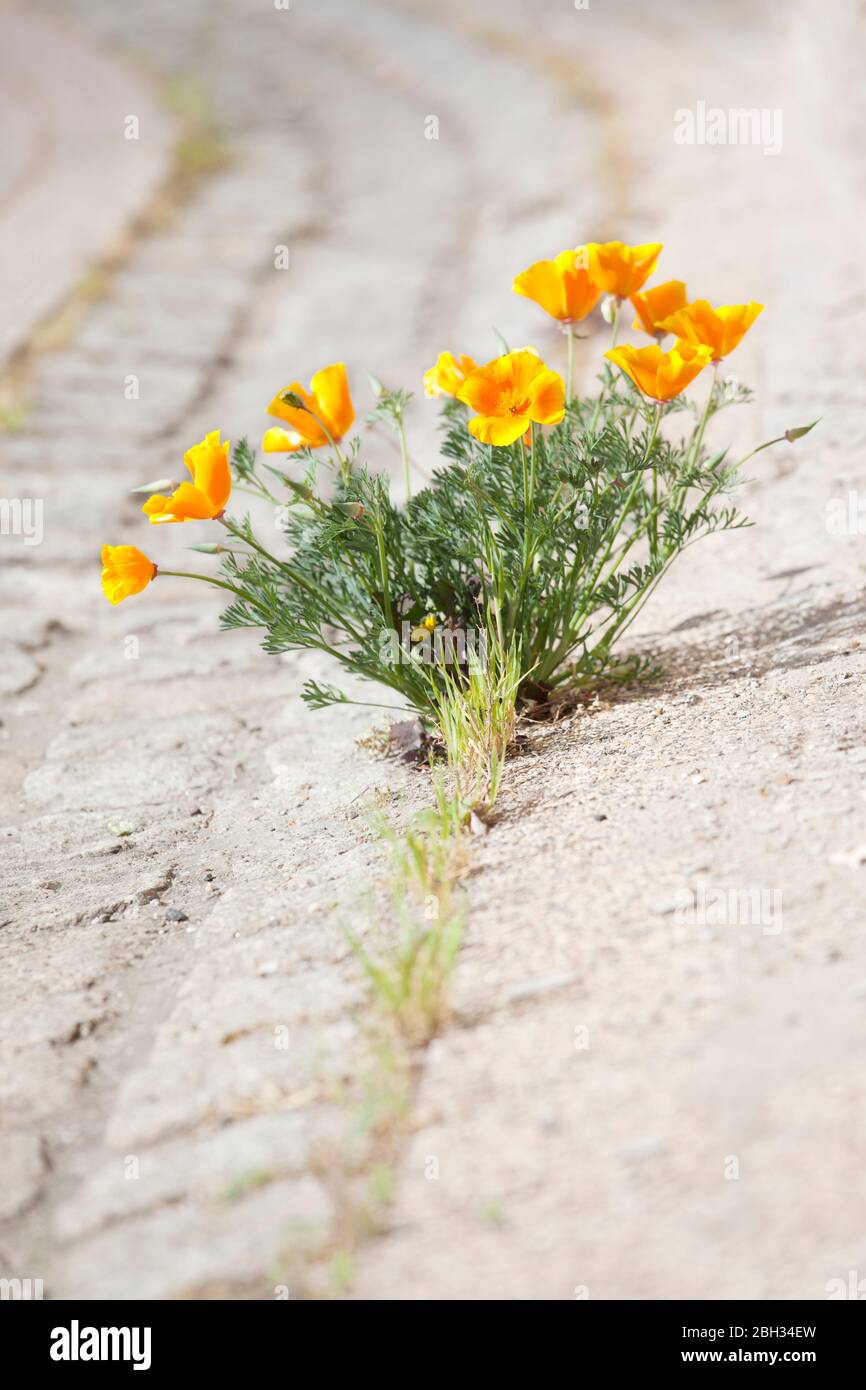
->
xmin=423 ymin=352 xmax=477 ymax=398
xmin=143 ymin=430 xmax=231 ymax=524
xmin=512 ymin=250 xmax=602 ymax=324
xmin=262 ymin=362 xmax=354 ymax=452
xmin=631 ymin=280 xmax=688 ymax=337
xmin=580 ymin=241 xmax=663 ymax=299
xmin=101 ymin=544 xmax=157 ymax=605
xmin=657 ymin=299 xmax=764 ymax=361
xmin=456 ymin=349 xmax=565 ymax=446
xmin=604 ymin=342 xmax=713 ymax=402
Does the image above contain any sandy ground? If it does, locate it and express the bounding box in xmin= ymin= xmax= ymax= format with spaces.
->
xmin=1 ymin=0 xmax=865 ymax=1300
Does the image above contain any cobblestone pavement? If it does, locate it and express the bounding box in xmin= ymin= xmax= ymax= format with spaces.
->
xmin=1 ymin=0 xmax=865 ymax=1299
xmin=0 ymin=9 xmax=171 ymax=362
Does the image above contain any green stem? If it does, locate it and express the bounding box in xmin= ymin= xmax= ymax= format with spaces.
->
xmin=597 ymin=547 xmax=679 ymax=654
xmin=670 ymin=363 xmax=718 ymax=519
xmin=731 ymin=419 xmax=818 ymax=471
xmin=528 ymin=420 xmax=538 ymax=512
xmin=566 ymin=324 xmax=575 ymax=402
xmin=511 ymin=425 xmax=538 ymax=644
xmin=610 ymin=297 xmax=622 ymax=347
xmin=333 ymin=697 xmax=415 ymax=712
xmin=538 ymin=403 xmax=662 ymax=683
xmin=311 ymin=414 xmax=348 ymax=478
xmin=373 ymin=502 xmax=395 ymax=631
xmin=222 ymin=520 xmax=367 ymax=644
xmin=585 ymin=404 xmax=661 ymax=601
xmin=158 ymin=569 xmax=270 ymax=620
xmin=598 ymin=442 xmax=741 ymax=660
xmin=588 ymin=297 xmax=622 ymax=433
xmin=396 ymin=411 xmax=412 ymax=500
xmin=250 ymin=468 xmax=281 ymax=506
xmin=690 ymin=362 xmax=718 ymax=468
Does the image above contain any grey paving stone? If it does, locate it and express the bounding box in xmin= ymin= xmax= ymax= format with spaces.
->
xmin=23 ymin=714 xmax=240 ymax=811
xmin=0 ymin=1132 xmax=46 ymax=1221
xmin=0 ymin=13 xmax=173 ymax=360
xmin=53 ymin=1111 xmax=329 ymax=1241
xmin=53 ymin=1176 xmax=333 ymax=1299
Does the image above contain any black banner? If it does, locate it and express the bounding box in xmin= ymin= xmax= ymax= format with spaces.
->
xmin=3 ymin=1298 xmax=863 ymax=1373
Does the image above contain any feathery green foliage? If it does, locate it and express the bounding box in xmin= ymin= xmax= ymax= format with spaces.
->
xmin=217 ymin=375 xmax=812 ymax=721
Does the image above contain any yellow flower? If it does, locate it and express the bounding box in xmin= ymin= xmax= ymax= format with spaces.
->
xmin=631 ymin=280 xmax=687 ymax=337
xmin=580 ymin=241 xmax=662 ymax=299
xmin=143 ymin=430 xmax=231 ymax=524
xmin=411 ymin=613 xmax=438 ymax=642
xmin=657 ymin=299 xmax=764 ymax=361
xmin=100 ymin=545 xmax=156 ymax=605
xmin=604 ymin=342 xmax=713 ymax=402
xmin=512 ymin=250 xmax=602 ymax=323
xmin=263 ymin=362 xmax=354 ymax=452
xmin=423 ymin=352 xmax=477 ymax=398
xmin=456 ymin=349 xmax=565 ymax=446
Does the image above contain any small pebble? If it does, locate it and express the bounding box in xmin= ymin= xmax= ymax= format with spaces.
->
xmin=164 ymin=907 xmax=189 ymax=923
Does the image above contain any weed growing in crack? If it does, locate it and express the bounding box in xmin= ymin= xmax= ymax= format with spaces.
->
xmin=102 ymin=239 xmax=816 ymax=769
xmin=427 ymin=633 xmax=522 ymax=813
xmin=347 ymin=774 xmax=468 ymax=1047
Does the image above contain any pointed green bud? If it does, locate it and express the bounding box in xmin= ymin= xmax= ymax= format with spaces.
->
xmin=130 ymin=477 xmax=177 ymax=494
xmin=785 ymin=419 xmax=820 ymax=443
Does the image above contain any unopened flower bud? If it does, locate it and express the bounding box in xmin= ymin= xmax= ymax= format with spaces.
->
xmin=785 ymin=419 xmax=819 ymax=443
xmin=130 ymin=477 xmax=177 ymax=494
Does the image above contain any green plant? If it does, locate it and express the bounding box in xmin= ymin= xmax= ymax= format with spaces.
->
xmin=102 ymin=242 xmax=817 ymax=745
xmin=214 ymin=374 xmax=812 ymax=726
xmin=347 ymin=776 xmax=467 ymax=1045
xmin=428 ymin=632 xmax=521 ymax=811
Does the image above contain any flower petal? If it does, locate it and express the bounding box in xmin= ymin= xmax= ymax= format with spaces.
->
xmin=186 ymin=431 xmax=231 ymax=512
xmin=468 ymin=413 xmax=530 ymax=447
xmin=143 ymin=482 xmax=214 ymax=523
xmin=457 ymin=365 xmax=502 ymax=415
xmin=262 ymin=426 xmax=305 ymax=453
xmin=424 ymin=351 xmax=476 ymax=397
xmin=513 ymin=259 xmax=567 ymax=319
xmin=584 ymin=241 xmax=663 ymax=297
xmin=605 ymin=344 xmax=663 ymax=397
xmin=631 ymin=279 xmax=687 ymax=335
xmin=714 ymin=301 xmax=764 ymax=356
xmin=100 ymin=544 xmax=156 ymax=605
xmin=527 ymin=368 xmax=565 ymax=424
xmin=266 ymin=384 xmax=329 ymax=445
xmin=310 ymin=362 xmax=354 ymax=440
